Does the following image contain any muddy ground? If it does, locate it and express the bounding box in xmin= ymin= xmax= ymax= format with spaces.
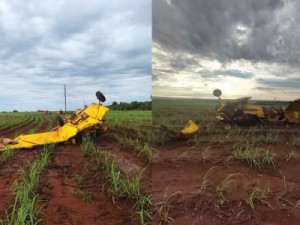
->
xmin=152 ymin=129 xmax=300 ymax=225
xmin=0 ymin=118 xmax=48 ymax=218
xmin=38 ymin=136 xmax=150 ymax=225
xmin=0 ymin=118 xmax=150 ymax=225
xmin=38 ymin=144 xmax=136 ymax=225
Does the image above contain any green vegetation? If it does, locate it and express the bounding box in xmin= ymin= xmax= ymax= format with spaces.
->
xmin=114 ymin=135 xmax=152 ymax=162
xmin=234 ymin=145 xmax=275 ymax=168
xmin=245 ymin=186 xmax=270 ymax=211
xmin=0 ymin=144 xmax=55 ymax=225
xmin=105 ymin=110 xmax=151 ymax=124
xmin=70 ymin=188 xmax=94 ymax=202
xmin=153 ymin=97 xmax=300 ymax=222
xmin=104 ymin=110 xmax=152 ymax=163
xmin=80 ymin=137 xmax=152 ymax=225
xmin=73 ymin=173 xmax=85 ymax=185
xmin=0 ymin=146 xmax=15 ymax=165
xmin=216 ymin=174 xmax=238 ymax=206
xmin=108 ymin=101 xmax=151 ymax=111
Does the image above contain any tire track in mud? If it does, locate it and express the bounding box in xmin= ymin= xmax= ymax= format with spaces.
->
xmin=38 ymin=145 xmax=135 ymax=225
xmin=96 ymin=138 xmax=152 ymax=193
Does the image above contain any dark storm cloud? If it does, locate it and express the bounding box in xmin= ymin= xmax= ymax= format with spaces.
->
xmin=153 ymin=0 xmax=300 ymax=65
xmin=0 ymin=0 xmax=151 ymax=111
xmin=170 ymin=55 xmax=199 ymax=70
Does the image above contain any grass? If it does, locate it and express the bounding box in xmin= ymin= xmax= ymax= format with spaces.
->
xmin=196 ymin=166 xmax=217 ymax=196
xmin=245 ymin=186 xmax=271 ymax=211
xmin=80 ymin=137 xmax=152 ymax=225
xmin=73 ymin=173 xmax=85 ymax=185
xmin=114 ymin=134 xmax=152 ymax=162
xmin=70 ymin=188 xmax=94 ymax=202
xmin=286 ymin=149 xmax=297 ymax=160
xmin=0 ymin=146 xmax=15 ymax=165
xmin=234 ymin=144 xmax=275 ymax=168
xmin=216 ymin=174 xmax=239 ymax=206
xmin=0 ymin=144 xmax=55 ymax=225
xmin=154 ymin=191 xmax=182 ymax=225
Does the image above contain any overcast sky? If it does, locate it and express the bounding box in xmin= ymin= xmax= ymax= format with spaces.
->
xmin=0 ymin=0 xmax=151 ymax=111
xmin=153 ymin=0 xmax=300 ymax=101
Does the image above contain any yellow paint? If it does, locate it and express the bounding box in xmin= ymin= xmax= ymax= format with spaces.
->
xmin=0 ymin=103 xmax=109 ymax=151
xmin=180 ymin=120 xmax=199 ymax=135
xmin=285 ymin=111 xmax=299 ymax=123
xmin=243 ymin=105 xmax=265 ymax=118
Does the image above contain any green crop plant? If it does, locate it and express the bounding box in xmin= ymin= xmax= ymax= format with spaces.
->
xmin=0 ymin=146 xmax=15 ymax=165
xmin=73 ymin=173 xmax=85 ymax=185
xmin=262 ymin=148 xmax=275 ymax=167
xmin=138 ymin=143 xmax=152 ymax=163
xmin=286 ymin=149 xmax=297 ymax=161
xmin=80 ymin=136 xmax=96 ymax=157
xmin=235 ymin=145 xmax=262 ymax=169
xmin=235 ymin=144 xmax=276 ymax=168
xmin=114 ymin=134 xmax=152 ymax=162
xmin=79 ymin=137 xmax=152 ymax=224
xmin=70 ymin=188 xmax=94 ymax=202
xmin=3 ymin=144 xmax=55 ymax=225
xmin=245 ymin=186 xmax=270 ymax=211
xmin=135 ymin=194 xmax=152 ymax=225
xmin=216 ymin=174 xmax=240 ymax=206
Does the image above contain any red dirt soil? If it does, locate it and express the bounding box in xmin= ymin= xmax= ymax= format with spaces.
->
xmin=0 ymin=118 xmax=52 ymax=218
xmin=0 ymin=149 xmax=38 ymax=218
xmin=152 ymin=133 xmax=300 ymax=225
xmin=39 ymin=144 xmax=137 ymax=225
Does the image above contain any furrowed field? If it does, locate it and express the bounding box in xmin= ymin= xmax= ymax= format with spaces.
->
xmin=0 ymin=110 xmax=152 ymax=225
xmin=152 ymin=98 xmax=300 ymax=225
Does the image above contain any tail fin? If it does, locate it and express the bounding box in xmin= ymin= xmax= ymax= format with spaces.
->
xmin=285 ymin=99 xmax=300 ymax=112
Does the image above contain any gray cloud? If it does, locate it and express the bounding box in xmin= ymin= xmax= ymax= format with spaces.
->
xmin=153 ymin=0 xmax=300 ymax=64
xmin=0 ymin=0 xmax=151 ymax=111
xmin=257 ymin=78 xmax=300 ymax=89
xmin=153 ymin=0 xmax=300 ymax=100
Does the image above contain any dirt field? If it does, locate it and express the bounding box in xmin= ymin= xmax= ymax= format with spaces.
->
xmin=0 ymin=111 xmax=152 ymax=225
xmin=152 ymin=98 xmax=300 ymax=225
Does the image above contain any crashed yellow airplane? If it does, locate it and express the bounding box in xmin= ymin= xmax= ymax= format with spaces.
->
xmin=0 ymin=91 xmax=108 ymax=151
xmin=213 ymin=89 xmax=300 ymax=124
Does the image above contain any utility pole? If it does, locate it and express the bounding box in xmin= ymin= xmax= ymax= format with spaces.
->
xmin=64 ymin=84 xmax=66 ymax=111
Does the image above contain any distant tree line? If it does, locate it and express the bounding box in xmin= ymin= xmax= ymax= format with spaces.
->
xmin=108 ymin=101 xmax=151 ymax=110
